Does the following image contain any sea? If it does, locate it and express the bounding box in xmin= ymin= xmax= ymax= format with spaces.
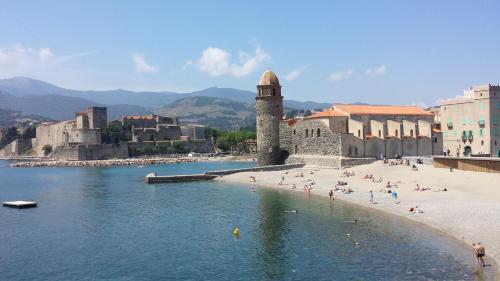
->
xmin=0 ymin=160 xmax=482 ymax=280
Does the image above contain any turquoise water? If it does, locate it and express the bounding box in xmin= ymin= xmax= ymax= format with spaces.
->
xmin=0 ymin=160 xmax=479 ymax=280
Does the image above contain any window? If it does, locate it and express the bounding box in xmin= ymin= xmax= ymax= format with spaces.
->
xmin=378 ymin=130 xmax=381 ymax=137
xmin=479 ymin=117 xmax=485 ymax=126
xmin=358 ymin=130 xmax=361 ymax=137
xmin=317 ymin=128 xmax=321 ymax=137
xmin=311 ymin=129 xmax=314 ymax=137
xmin=481 ymin=140 xmax=484 ymax=146
xmin=305 ymin=129 xmax=308 ymax=137
xmin=395 ymin=130 xmax=398 ymax=138
xmin=294 ymin=145 xmax=298 ymax=154
xmin=493 ymin=115 xmax=498 ymax=125
xmin=479 ymin=128 xmax=484 ymax=137
xmin=355 ymin=147 xmax=358 ymax=155
xmin=293 ymin=129 xmax=296 ymax=135
xmin=272 ymin=89 xmax=276 ymax=96
xmin=410 ymin=129 xmax=414 ymax=137
xmin=434 ymin=137 xmax=438 ymax=143
xmin=494 ymin=127 xmax=499 ymax=137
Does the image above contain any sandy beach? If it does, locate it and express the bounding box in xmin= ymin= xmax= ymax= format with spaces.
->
xmin=216 ymin=160 xmax=500 ymax=278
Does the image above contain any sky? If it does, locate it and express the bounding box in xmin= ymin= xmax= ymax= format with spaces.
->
xmin=1 ymin=0 xmax=499 ymax=106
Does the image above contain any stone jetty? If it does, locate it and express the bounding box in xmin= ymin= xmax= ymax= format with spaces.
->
xmin=9 ymin=156 xmax=207 ymax=168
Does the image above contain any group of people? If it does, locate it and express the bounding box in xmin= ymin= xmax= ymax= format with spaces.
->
xmin=341 ymin=170 xmax=355 ymax=177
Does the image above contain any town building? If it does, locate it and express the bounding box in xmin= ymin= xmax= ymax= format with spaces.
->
xmin=255 ymin=70 xmax=443 ymax=167
xmin=439 ymin=84 xmax=500 ymax=157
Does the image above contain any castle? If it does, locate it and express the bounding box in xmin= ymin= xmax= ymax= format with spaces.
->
xmin=0 ymin=107 xmax=212 ymax=160
xmin=255 ymin=70 xmax=443 ymax=167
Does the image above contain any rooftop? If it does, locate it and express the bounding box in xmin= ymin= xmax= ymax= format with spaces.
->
xmin=258 ymin=69 xmax=280 ymax=86
xmin=334 ymin=104 xmax=433 ymax=116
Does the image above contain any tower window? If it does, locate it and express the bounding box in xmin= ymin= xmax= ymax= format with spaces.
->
xmin=410 ymin=129 xmax=414 ymax=137
xmin=311 ymin=129 xmax=314 ymax=137
xmin=317 ymin=128 xmax=320 ymax=137
xmin=293 ymin=129 xmax=296 ymax=135
xmin=395 ymin=130 xmax=398 ymax=138
xmin=272 ymin=89 xmax=276 ymax=96
xmin=305 ymin=129 xmax=308 ymax=137
xmin=358 ymin=130 xmax=361 ymax=137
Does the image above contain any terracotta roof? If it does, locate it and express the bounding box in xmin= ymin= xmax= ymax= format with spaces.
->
xmin=334 ymin=104 xmax=433 ymax=116
xmin=282 ymin=119 xmax=299 ymax=126
xmin=258 ymin=70 xmax=280 ymax=86
xmin=306 ymin=108 xmax=348 ymax=119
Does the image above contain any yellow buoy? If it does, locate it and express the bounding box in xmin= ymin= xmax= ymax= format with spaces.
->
xmin=233 ymin=227 xmax=240 ymax=236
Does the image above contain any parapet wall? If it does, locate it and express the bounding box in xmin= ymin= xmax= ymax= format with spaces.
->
xmin=433 ymin=156 xmax=500 ymax=173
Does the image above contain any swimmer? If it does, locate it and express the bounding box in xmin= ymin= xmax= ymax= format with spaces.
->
xmin=344 ymin=219 xmax=358 ymax=223
xmin=285 ymin=210 xmax=299 ymax=213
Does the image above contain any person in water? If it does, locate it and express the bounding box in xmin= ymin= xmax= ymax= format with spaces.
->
xmin=473 ymin=242 xmax=486 ymax=267
xmin=369 ymin=190 xmax=374 ymax=204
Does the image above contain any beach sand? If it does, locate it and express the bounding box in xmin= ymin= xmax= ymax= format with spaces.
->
xmin=216 ymin=161 xmax=500 ymax=278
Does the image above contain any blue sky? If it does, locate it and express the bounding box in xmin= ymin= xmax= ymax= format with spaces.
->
xmin=1 ymin=1 xmax=499 ymax=106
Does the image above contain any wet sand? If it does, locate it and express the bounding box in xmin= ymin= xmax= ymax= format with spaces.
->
xmin=216 ymin=161 xmax=500 ymax=279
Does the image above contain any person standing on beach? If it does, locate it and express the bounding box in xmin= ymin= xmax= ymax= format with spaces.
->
xmin=369 ymin=190 xmax=374 ymax=204
xmin=473 ymin=243 xmax=486 ymax=267
xmin=329 ymin=189 xmax=334 ymax=201
xmin=392 ymin=191 xmax=398 ymax=202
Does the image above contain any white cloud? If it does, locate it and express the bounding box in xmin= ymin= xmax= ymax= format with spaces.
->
xmin=0 ymin=44 xmax=49 ymax=67
xmin=365 ymin=64 xmax=387 ymax=76
xmin=132 ymin=54 xmax=158 ymax=74
xmin=38 ymin=47 xmax=54 ymax=62
xmin=197 ymin=46 xmax=270 ymax=77
xmin=284 ymin=65 xmax=308 ymax=81
xmin=327 ymin=69 xmax=353 ymax=82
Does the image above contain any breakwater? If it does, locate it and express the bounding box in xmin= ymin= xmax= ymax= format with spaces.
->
xmin=9 ymin=157 xmax=204 ymax=168
xmin=145 ymin=163 xmax=305 ymax=183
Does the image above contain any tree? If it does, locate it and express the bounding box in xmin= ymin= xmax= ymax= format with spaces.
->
xmin=42 ymin=144 xmax=52 ymax=156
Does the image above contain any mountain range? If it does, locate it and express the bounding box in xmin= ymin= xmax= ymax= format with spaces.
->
xmin=0 ymin=77 xmax=333 ymax=129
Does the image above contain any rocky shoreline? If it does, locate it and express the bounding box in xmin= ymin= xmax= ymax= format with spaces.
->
xmin=8 ymin=156 xmax=206 ymax=168
xmin=6 ymin=154 xmax=256 ymax=168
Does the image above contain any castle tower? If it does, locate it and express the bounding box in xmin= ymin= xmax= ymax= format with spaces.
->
xmin=256 ymin=69 xmax=283 ymax=166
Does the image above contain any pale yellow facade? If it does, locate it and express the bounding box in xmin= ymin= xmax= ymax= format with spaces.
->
xmin=440 ymin=84 xmax=500 ymax=157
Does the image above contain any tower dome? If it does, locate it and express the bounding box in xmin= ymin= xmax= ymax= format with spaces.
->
xmin=258 ymin=70 xmax=280 ymax=86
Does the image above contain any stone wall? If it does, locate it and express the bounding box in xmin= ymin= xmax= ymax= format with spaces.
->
xmin=365 ymin=138 xmax=385 ymax=158
xmin=55 ymin=143 xmax=128 ymax=161
xmin=280 ymin=119 xmax=342 ymax=156
xmin=341 ymin=134 xmax=364 ymax=157
xmin=256 ymin=98 xmax=281 ymax=166
xmin=68 ymin=129 xmax=101 ymax=144
xmin=402 ymin=137 xmax=417 ymax=156
xmin=87 ymin=107 xmax=107 ymax=129
xmin=0 ymin=138 xmax=33 ymax=157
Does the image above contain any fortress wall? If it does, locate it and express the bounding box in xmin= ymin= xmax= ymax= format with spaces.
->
xmin=68 ymin=129 xmax=101 ymax=144
xmin=55 ymin=144 xmax=128 ymax=161
xmin=34 ymin=121 xmax=75 ymax=156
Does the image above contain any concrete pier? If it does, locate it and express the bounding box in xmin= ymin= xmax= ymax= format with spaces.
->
xmin=145 ymin=163 xmax=305 ymax=184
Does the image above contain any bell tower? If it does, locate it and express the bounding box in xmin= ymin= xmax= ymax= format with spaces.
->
xmin=256 ymin=69 xmax=283 ymax=166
